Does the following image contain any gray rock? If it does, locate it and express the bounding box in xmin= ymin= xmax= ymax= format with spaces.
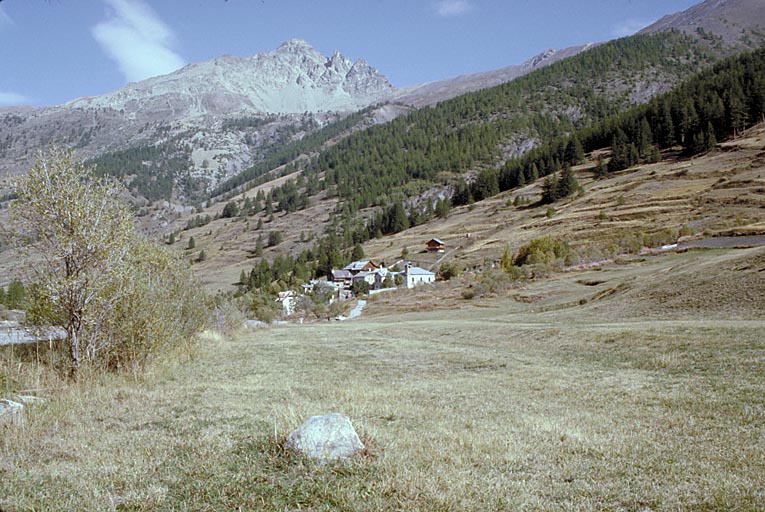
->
xmin=0 ymin=399 xmax=24 ymax=426
xmin=286 ymin=413 xmax=364 ymax=462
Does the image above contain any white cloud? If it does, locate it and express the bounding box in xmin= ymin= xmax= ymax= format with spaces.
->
xmin=612 ymin=19 xmax=650 ymax=38
xmin=436 ymin=0 xmax=473 ymax=17
xmin=0 ymin=5 xmax=14 ymax=28
xmin=92 ymin=0 xmax=185 ymax=83
xmin=0 ymin=91 xmax=32 ymax=106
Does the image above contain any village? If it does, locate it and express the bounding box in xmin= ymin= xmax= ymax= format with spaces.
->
xmin=274 ymin=238 xmax=447 ymax=316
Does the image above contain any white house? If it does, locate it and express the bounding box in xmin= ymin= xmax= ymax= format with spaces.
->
xmin=401 ymin=263 xmax=435 ymax=289
xmin=276 ymin=291 xmax=297 ymax=315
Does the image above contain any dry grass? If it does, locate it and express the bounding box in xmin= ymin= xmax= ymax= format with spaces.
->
xmin=3 ymin=124 xmax=764 ymax=292
xmin=359 ymin=125 xmax=765 ymax=275
xmin=2 ymin=247 xmax=764 ymax=510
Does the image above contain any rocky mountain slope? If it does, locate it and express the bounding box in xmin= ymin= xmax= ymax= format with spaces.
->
xmin=0 ymin=37 xmax=600 ymax=199
xmin=67 ymin=39 xmax=394 ymax=118
xmin=640 ymin=0 xmax=765 ymax=49
xmin=2 ymin=0 xmax=764 ymax=204
xmin=393 ymin=44 xmax=595 ymax=108
xmin=0 ymin=40 xmax=393 ymax=190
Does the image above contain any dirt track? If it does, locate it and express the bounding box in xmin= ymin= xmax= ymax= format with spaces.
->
xmin=679 ymin=235 xmax=765 ymax=249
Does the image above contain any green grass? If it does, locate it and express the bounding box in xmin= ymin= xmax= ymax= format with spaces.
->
xmin=2 ymin=249 xmax=765 ymax=510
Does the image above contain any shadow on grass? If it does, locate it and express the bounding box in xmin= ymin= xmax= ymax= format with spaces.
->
xmin=155 ymin=428 xmax=381 ymax=511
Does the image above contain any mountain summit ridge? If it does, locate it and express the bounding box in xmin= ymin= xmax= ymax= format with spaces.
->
xmin=66 ymin=39 xmax=394 ymax=117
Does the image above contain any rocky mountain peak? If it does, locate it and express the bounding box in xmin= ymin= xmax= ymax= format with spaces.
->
xmin=65 ymin=39 xmax=394 ymax=117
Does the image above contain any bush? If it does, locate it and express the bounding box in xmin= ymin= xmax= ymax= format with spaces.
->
xmin=459 ymin=268 xmax=515 ymax=300
xmin=268 ymin=230 xmax=283 ymax=247
xmin=438 ymin=260 xmax=464 ymax=281
xmin=352 ymin=280 xmax=370 ymax=297
xmin=221 ymin=201 xmax=240 ymax=218
xmin=246 ymin=290 xmax=279 ymax=323
xmin=209 ymin=294 xmax=246 ymax=337
xmin=513 ymin=236 xmax=571 ymax=267
xmin=96 ymin=238 xmax=208 ymax=370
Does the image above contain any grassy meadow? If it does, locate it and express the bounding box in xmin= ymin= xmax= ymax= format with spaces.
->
xmin=2 ymin=246 xmax=764 ymax=511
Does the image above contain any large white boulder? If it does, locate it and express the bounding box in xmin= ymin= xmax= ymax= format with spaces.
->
xmin=286 ymin=413 xmax=364 ymax=462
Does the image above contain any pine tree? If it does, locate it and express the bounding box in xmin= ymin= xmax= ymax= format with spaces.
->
xmin=221 ymin=201 xmax=240 ymax=218
xmin=565 ymin=135 xmax=585 ymax=165
xmin=187 ymin=236 xmax=196 ymax=250
xmin=638 ymin=118 xmax=653 ymax=159
xmin=541 ymin=174 xmax=559 ymax=204
xmin=705 ymin=121 xmax=717 ymax=151
xmin=351 ymin=243 xmax=365 ymax=261
xmin=556 ymin=164 xmax=579 ymax=199
xmin=595 ymin=155 xmax=607 ymax=177
xmin=529 ymin=163 xmax=539 ymax=182
xmin=6 ymin=280 xmax=26 ymax=309
xmin=388 ymin=201 xmax=409 ymax=234
xmin=435 ymin=198 xmax=451 ymax=219
xmin=657 ymin=100 xmax=676 ymax=148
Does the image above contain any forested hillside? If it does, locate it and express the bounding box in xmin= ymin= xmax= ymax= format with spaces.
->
xmin=298 ymin=33 xmax=707 ymax=210
xmin=214 ymin=32 xmax=707 ymax=226
xmin=218 ymin=32 xmax=713 ymax=238
xmin=498 ymin=44 xmax=765 ymax=201
xmin=225 ymin=40 xmax=765 ymax=306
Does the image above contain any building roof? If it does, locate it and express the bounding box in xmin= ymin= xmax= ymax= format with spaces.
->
xmin=405 ymin=265 xmax=435 ymax=276
xmin=331 ymin=269 xmax=353 ymax=280
xmin=344 ymin=260 xmax=377 ymax=271
xmin=427 ymin=238 xmax=446 ymax=246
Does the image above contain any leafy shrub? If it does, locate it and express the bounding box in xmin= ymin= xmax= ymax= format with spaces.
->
xmin=352 ymin=280 xmax=370 ymax=297
xmin=513 ymin=236 xmax=571 ymax=267
xmin=221 ymin=201 xmax=240 ymax=218
xmin=438 ymin=261 xmax=465 ymax=281
xmin=268 ymin=230 xmax=283 ymax=247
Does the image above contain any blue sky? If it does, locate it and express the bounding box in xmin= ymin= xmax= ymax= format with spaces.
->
xmin=1 ymin=0 xmax=700 ymax=107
